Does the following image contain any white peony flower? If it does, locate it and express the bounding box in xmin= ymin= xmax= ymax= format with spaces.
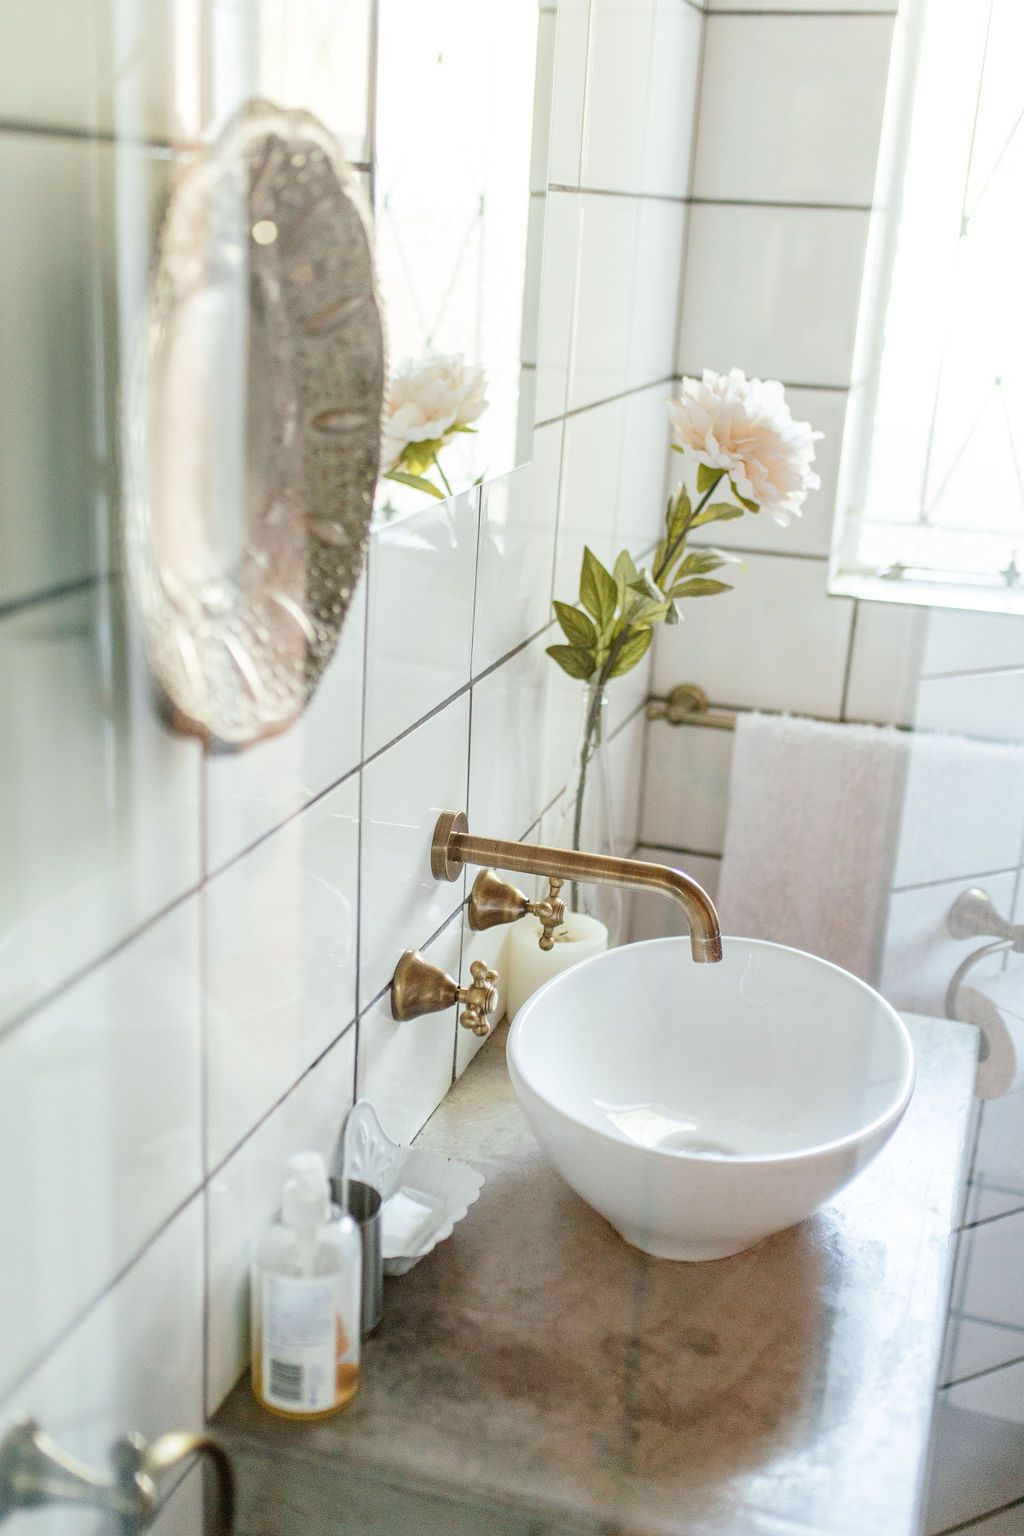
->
xmin=380 ymin=352 xmax=488 ymax=475
xmin=667 ymin=368 xmax=822 ymax=525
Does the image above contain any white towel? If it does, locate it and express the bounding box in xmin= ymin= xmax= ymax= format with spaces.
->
xmin=718 ymin=713 xmax=910 ymax=984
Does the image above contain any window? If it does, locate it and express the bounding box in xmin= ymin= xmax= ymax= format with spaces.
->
xmin=831 ymin=0 xmax=1024 ymax=614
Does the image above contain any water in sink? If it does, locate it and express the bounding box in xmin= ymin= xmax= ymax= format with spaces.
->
xmin=596 ymin=1100 xmax=802 ymax=1158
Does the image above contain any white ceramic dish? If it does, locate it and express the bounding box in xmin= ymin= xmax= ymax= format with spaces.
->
xmin=340 ymin=1101 xmax=484 ymax=1275
xmin=508 ymin=936 xmax=915 ymax=1261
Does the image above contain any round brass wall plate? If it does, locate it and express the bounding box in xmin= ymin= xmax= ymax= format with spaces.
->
xmin=430 ymin=810 xmax=469 ymax=882
xmin=126 ymin=100 xmax=385 ymax=749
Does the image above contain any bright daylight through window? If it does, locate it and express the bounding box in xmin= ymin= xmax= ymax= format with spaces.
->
xmin=831 ymin=0 xmax=1024 ymax=614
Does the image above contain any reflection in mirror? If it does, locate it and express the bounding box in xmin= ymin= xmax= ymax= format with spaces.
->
xmin=374 ymin=0 xmax=542 ymax=512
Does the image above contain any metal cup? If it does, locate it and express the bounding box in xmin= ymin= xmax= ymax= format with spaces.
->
xmin=331 ymin=1177 xmax=383 ymax=1336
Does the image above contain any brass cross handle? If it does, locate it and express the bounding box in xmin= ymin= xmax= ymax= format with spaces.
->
xmin=468 ymin=870 xmax=567 ymax=951
xmin=391 ymin=952 xmax=500 ymax=1037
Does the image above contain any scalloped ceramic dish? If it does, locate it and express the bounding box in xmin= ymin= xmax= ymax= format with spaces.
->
xmin=338 ymin=1101 xmax=484 ymax=1275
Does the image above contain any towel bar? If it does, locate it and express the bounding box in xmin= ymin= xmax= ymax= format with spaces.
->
xmin=646 ymin=683 xmax=735 ymax=730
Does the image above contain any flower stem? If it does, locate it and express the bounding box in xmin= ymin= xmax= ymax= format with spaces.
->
xmin=434 ymin=455 xmax=454 ymax=498
xmin=568 ymin=629 xmax=630 ymax=911
xmin=653 ymin=476 xmax=722 ymax=587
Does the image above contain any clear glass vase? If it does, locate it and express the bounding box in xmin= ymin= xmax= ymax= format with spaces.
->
xmin=550 ymin=681 xmax=624 ymax=946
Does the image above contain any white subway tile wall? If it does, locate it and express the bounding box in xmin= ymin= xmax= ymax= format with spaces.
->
xmin=646 ymin=17 xmax=1024 ymax=1525
xmin=0 ymin=0 xmax=699 ymax=1455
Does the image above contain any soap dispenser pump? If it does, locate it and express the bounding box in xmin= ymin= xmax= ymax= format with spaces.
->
xmin=251 ymin=1151 xmax=362 ymax=1419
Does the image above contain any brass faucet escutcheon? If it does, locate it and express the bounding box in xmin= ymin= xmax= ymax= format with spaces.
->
xmin=468 ymin=869 xmax=567 ymax=951
xmin=391 ymin=951 xmax=500 ymax=1036
xmin=431 ymin=810 xmax=723 ymax=964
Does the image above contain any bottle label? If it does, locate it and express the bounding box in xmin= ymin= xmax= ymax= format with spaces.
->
xmin=261 ymin=1274 xmax=350 ymax=1414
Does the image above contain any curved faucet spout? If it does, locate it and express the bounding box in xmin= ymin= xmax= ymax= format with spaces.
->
xmin=430 ymin=811 xmax=723 ymax=963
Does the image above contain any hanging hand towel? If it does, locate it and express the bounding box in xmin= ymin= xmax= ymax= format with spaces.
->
xmin=717 ymin=713 xmax=910 ymax=985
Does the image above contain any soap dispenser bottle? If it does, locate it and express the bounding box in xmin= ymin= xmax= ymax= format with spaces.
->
xmin=251 ymin=1151 xmax=362 ymax=1419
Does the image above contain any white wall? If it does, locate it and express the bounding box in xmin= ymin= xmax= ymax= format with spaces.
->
xmin=0 ymin=0 xmax=704 ymax=1524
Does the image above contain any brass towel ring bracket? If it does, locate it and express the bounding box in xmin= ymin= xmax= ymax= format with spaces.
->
xmin=0 ymin=1418 xmax=234 ymax=1532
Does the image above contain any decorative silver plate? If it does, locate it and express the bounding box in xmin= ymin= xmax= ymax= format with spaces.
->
xmin=127 ymin=100 xmax=384 ymax=748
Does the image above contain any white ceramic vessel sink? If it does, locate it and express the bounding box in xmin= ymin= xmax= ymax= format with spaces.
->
xmin=507 ymin=937 xmax=914 ymax=1261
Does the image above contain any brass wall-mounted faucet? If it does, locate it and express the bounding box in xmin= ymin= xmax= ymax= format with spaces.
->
xmin=431 ymin=811 xmax=723 ymax=964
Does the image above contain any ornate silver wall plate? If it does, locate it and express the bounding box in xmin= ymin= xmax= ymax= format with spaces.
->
xmin=127 ymin=100 xmax=384 ymax=748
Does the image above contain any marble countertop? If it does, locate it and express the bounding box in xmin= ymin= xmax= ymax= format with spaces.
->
xmin=216 ymin=1014 xmax=977 ymax=1536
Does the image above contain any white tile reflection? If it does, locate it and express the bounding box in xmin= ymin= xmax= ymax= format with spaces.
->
xmin=0 ymin=589 xmax=201 ymax=1029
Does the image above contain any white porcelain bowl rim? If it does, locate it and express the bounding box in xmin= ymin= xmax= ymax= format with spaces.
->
xmin=507 ymin=935 xmax=916 ymax=1167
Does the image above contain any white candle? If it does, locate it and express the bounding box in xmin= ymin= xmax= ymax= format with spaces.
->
xmin=505 ymin=913 xmax=608 ymax=1020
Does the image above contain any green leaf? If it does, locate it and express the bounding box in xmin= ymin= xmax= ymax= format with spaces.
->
xmin=730 ymin=478 xmax=759 ymax=512
xmin=664 ymin=486 xmax=692 ymax=548
xmin=546 ymin=644 xmax=597 ymax=681
xmin=669 ymin=577 xmax=733 ymax=599
xmin=449 ymin=424 xmax=478 ymax=434
xmin=675 ymin=548 xmax=735 ymax=576
xmin=628 ymin=570 xmax=665 ymax=603
xmin=627 ymin=596 xmax=672 ymax=625
xmin=612 ymin=549 xmax=638 ymax=613
xmin=553 ymin=600 xmax=598 ymax=648
xmin=385 ymin=469 xmax=446 ymax=499
xmin=697 ymin=464 xmax=726 ymax=495
xmin=579 ymin=546 xmax=618 ymax=632
xmin=607 ymin=627 xmax=653 ymax=678
xmin=689 ymin=501 xmax=746 ymax=529
xmin=401 ymin=438 xmax=445 ymax=476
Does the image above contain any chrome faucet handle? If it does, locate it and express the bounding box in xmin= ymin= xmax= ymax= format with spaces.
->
xmin=0 ymin=1418 xmax=234 ymax=1533
xmin=947 ymin=887 xmax=1024 ymax=948
xmin=468 ymin=870 xmax=566 ymax=951
xmin=391 ymin=952 xmax=499 ymax=1037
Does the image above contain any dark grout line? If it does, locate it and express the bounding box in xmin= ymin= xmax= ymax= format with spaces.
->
xmin=941 ymin=1346 xmax=1024 ymax=1392
xmin=933 ymin=1494 xmax=1024 ymax=1535
xmin=708 ymin=7 xmax=897 ymax=15
xmin=0 ymin=117 xmax=183 ymax=151
xmin=637 ymin=841 xmax=724 ymax=863
xmin=0 ymin=573 xmax=104 ymax=622
xmin=204 ymin=760 xmax=363 ymax=885
xmin=688 ymin=195 xmax=872 ymax=213
xmin=205 ymin=1016 xmax=359 ymax=1184
xmin=891 ymin=866 xmax=1021 ymax=896
xmin=955 ymin=1311 xmax=1024 ymax=1336
xmin=960 ymin=1201 xmax=1024 ymax=1232
xmin=536 ymin=376 xmax=676 ymax=432
xmin=609 ymin=693 xmax=656 ymax=743
xmin=472 ymin=621 xmax=552 ymax=686
xmin=0 ymin=1184 xmax=207 ymax=1416
xmin=688 ymin=540 xmax=831 ymax=563
xmin=921 ymin=663 xmax=1024 ymax=683
xmin=549 ymin=183 xmax=689 ymax=205
xmin=0 ymin=876 xmax=205 ymax=1052
xmin=672 ymin=374 xmax=850 ymax=395
xmin=840 ymin=600 xmax=860 ymax=721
